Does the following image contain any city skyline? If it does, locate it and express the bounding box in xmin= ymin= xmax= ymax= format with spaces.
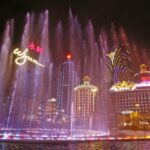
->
xmin=0 ymin=7 xmax=150 ymax=144
xmin=110 ymin=64 xmax=150 ymax=131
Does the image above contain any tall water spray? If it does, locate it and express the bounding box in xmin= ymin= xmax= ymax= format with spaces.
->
xmin=0 ymin=20 xmax=14 ymax=127
xmin=0 ymin=9 xmax=147 ymax=136
xmin=6 ymin=13 xmax=32 ymax=128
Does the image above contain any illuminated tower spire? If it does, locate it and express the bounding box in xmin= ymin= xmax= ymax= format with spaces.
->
xmin=139 ymin=64 xmax=150 ymax=82
xmin=140 ymin=64 xmax=148 ymax=73
xmin=83 ymin=75 xmax=90 ymax=85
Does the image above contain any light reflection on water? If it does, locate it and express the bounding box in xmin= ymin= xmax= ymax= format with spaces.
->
xmin=0 ymin=140 xmax=150 ymax=150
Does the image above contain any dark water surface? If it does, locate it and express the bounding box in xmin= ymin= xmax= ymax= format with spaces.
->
xmin=0 ymin=140 xmax=150 ymax=150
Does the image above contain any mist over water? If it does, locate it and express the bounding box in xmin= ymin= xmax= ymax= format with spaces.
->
xmin=0 ymin=10 xmax=149 ymax=137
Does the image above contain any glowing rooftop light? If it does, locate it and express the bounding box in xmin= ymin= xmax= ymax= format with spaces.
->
xmin=83 ymin=75 xmax=90 ymax=81
xmin=66 ymin=53 xmax=72 ymax=60
xmin=110 ymin=81 xmax=136 ymax=92
xmin=136 ymin=81 xmax=150 ymax=88
xmin=48 ymin=98 xmax=56 ymax=102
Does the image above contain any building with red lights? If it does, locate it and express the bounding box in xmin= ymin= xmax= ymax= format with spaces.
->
xmin=110 ymin=64 xmax=150 ymax=130
xmin=73 ymin=76 xmax=98 ymax=130
xmin=57 ymin=53 xmax=79 ymax=123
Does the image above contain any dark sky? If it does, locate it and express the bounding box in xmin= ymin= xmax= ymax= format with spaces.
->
xmin=0 ymin=0 xmax=150 ymax=45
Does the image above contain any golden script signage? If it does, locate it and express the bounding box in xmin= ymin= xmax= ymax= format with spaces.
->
xmin=13 ymin=48 xmax=45 ymax=68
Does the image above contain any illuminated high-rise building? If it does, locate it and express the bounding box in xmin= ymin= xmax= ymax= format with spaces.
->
xmin=45 ymin=98 xmax=57 ymax=124
xmin=33 ymin=103 xmax=45 ymax=127
xmin=73 ymin=76 xmax=98 ymax=129
xmin=57 ymin=53 xmax=79 ymax=119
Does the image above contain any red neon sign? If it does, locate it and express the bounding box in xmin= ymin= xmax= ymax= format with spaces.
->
xmin=28 ymin=42 xmax=43 ymax=53
xmin=141 ymin=76 xmax=150 ymax=82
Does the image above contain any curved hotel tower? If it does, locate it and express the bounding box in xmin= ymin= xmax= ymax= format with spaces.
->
xmin=73 ymin=76 xmax=98 ymax=130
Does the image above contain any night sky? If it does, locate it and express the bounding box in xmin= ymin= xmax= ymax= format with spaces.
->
xmin=0 ymin=0 xmax=150 ymax=46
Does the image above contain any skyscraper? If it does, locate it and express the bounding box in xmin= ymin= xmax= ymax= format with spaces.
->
xmin=73 ymin=76 xmax=98 ymax=129
xmin=57 ymin=53 xmax=79 ymax=121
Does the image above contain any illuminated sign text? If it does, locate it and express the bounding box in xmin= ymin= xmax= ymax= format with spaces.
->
xmin=141 ymin=76 xmax=150 ymax=82
xmin=28 ymin=42 xmax=43 ymax=53
xmin=13 ymin=48 xmax=45 ymax=68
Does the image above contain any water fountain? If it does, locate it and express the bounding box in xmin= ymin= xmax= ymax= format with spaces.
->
xmin=0 ymin=9 xmax=148 ymax=141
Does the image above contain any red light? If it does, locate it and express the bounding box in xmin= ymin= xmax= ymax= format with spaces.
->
xmin=141 ymin=76 xmax=150 ymax=82
xmin=66 ymin=53 xmax=72 ymax=60
xmin=28 ymin=42 xmax=43 ymax=54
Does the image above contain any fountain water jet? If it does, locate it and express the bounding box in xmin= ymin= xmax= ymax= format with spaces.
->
xmin=0 ymin=20 xmax=14 ymax=128
xmin=0 ymin=10 xmax=148 ymax=140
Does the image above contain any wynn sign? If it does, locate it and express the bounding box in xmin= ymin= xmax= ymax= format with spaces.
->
xmin=13 ymin=48 xmax=45 ymax=68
